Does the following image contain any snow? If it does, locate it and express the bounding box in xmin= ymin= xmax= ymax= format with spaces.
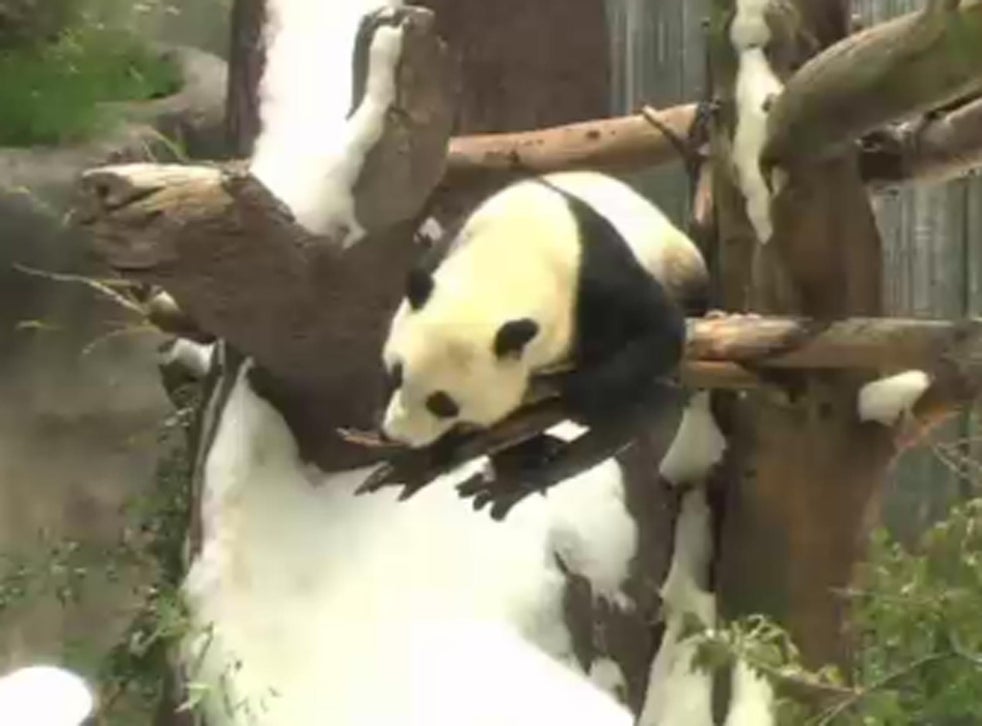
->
xmin=650 ymin=488 xmax=714 ymax=721
xmin=658 ymin=392 xmax=727 ymax=486
xmin=0 ymin=666 xmax=94 ymax=725
xmin=183 ymin=362 xmax=639 ymax=725
xmin=589 ymin=657 xmax=628 ymax=700
xmin=658 ymin=488 xmax=713 ymax=609
xmin=729 ymin=0 xmax=783 ymax=244
xmin=723 ymin=661 xmax=775 ymax=726
xmin=637 ymin=595 xmax=716 ymax=726
xmin=250 ymin=0 xmax=404 ymax=245
xmin=637 ymin=487 xmax=776 ymax=724
xmin=730 ymin=0 xmax=771 ymax=48
xmin=158 ymin=338 xmax=214 ymax=378
xmin=857 ymin=370 xmax=931 ymax=426
xmin=637 ymin=488 xmax=716 ymax=726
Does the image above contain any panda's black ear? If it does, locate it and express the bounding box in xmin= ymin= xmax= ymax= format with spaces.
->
xmin=493 ymin=318 xmax=539 ymax=359
xmin=406 ymin=267 xmax=434 ymax=310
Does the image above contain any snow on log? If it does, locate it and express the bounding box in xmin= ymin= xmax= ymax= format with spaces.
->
xmin=658 ymin=488 xmax=714 ymax=609
xmin=183 ymin=351 xmax=641 ymax=725
xmin=723 ymin=662 xmax=775 ymax=726
xmin=642 ymin=451 xmax=778 ymax=725
xmin=729 ymin=0 xmax=783 ymax=243
xmin=857 ymin=370 xmax=931 ymax=426
xmin=638 ymin=488 xmax=715 ymax=726
xmin=75 ymin=4 xmax=454 ymax=471
xmin=658 ymin=392 xmax=727 ymax=487
xmin=158 ymin=337 xmax=216 ymax=379
xmin=250 ymin=1 xmax=452 ymax=244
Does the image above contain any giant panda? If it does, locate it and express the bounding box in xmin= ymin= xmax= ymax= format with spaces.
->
xmin=380 ymin=170 xmax=709 ymax=450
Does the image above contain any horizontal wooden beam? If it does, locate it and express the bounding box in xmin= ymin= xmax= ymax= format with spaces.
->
xmin=444 ymin=104 xmax=698 ymax=184
xmin=442 ymin=101 xmax=982 ymax=193
xmin=685 ymin=315 xmax=982 ymax=372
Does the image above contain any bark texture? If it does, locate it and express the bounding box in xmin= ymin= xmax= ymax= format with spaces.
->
xmin=710 ymin=0 xmax=891 ymax=670
xmin=763 ymin=1 xmax=982 ymax=171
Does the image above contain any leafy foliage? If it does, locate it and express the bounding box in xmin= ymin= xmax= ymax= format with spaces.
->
xmin=847 ymin=499 xmax=982 ymax=725
xmin=0 ymin=0 xmax=180 ymax=146
xmin=693 ymin=497 xmax=982 ymax=725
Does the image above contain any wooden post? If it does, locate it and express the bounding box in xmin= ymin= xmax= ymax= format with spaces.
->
xmin=709 ymin=0 xmax=895 ymax=670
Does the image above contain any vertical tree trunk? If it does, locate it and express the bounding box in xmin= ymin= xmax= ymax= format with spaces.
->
xmin=226 ymin=0 xmax=266 ymax=156
xmin=710 ymin=0 xmax=896 ymax=670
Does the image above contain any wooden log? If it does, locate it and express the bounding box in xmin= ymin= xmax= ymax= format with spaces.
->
xmin=445 ymin=105 xmax=698 ymax=183
xmin=710 ymin=0 xmax=891 ymax=674
xmin=686 ymin=316 xmax=982 ymax=371
xmin=861 ymin=95 xmax=982 ymax=188
xmin=75 ymin=5 xmax=455 ymax=473
xmin=441 ymin=95 xmax=982 ymax=195
xmin=763 ymin=1 xmax=982 ymax=172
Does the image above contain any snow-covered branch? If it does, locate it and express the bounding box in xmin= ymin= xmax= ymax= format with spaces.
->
xmin=74 ymin=5 xmax=454 ymax=473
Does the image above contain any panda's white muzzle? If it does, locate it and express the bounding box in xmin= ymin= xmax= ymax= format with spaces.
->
xmin=381 ymin=392 xmax=448 ymax=449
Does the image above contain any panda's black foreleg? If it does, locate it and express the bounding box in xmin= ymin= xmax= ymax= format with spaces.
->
xmin=457 ymin=379 xmax=683 ymax=520
xmin=561 ymin=327 xmax=686 ymax=428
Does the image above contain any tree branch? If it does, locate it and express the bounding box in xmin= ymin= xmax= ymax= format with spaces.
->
xmin=686 ymin=316 xmax=982 ymax=372
xmin=763 ymin=1 xmax=982 ymax=171
xmin=74 ymin=5 xmax=455 ymax=472
xmin=861 ymin=95 xmax=982 ymax=188
xmin=438 ymin=95 xmax=982 ymax=193
xmin=444 ymin=104 xmax=698 ymax=184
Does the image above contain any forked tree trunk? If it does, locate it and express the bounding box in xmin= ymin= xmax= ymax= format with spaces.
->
xmin=709 ymin=0 xmax=897 ymax=669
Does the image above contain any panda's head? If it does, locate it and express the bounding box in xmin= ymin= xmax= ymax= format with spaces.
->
xmin=381 ymin=268 xmax=540 ymax=448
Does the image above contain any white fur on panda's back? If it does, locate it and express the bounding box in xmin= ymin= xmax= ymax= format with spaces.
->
xmin=539 ymin=171 xmax=703 ymax=288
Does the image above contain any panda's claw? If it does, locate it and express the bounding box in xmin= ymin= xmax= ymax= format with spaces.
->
xmin=456 ymin=468 xmax=551 ymax=520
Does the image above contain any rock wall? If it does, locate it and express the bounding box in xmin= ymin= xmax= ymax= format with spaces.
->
xmin=0 ymin=26 xmax=228 ymax=688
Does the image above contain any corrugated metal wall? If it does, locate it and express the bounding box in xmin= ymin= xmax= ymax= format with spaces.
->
xmin=606 ymin=0 xmax=982 ymax=541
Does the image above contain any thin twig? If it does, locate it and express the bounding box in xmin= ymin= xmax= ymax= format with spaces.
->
xmin=12 ymin=263 xmax=145 ymax=316
xmin=810 ymin=652 xmax=955 ymax=725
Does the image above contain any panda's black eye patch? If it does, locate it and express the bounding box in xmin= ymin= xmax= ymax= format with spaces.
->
xmin=426 ymin=391 xmax=459 ymax=419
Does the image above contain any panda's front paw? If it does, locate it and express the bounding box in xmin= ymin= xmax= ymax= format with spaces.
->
xmin=456 ymin=435 xmax=566 ymax=519
xmin=456 ymin=469 xmax=549 ymax=520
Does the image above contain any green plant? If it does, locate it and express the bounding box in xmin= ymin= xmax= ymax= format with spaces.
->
xmin=844 ymin=500 xmax=982 ymax=725
xmin=689 ymin=496 xmax=982 ymax=725
xmin=0 ymin=3 xmax=180 ymax=146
